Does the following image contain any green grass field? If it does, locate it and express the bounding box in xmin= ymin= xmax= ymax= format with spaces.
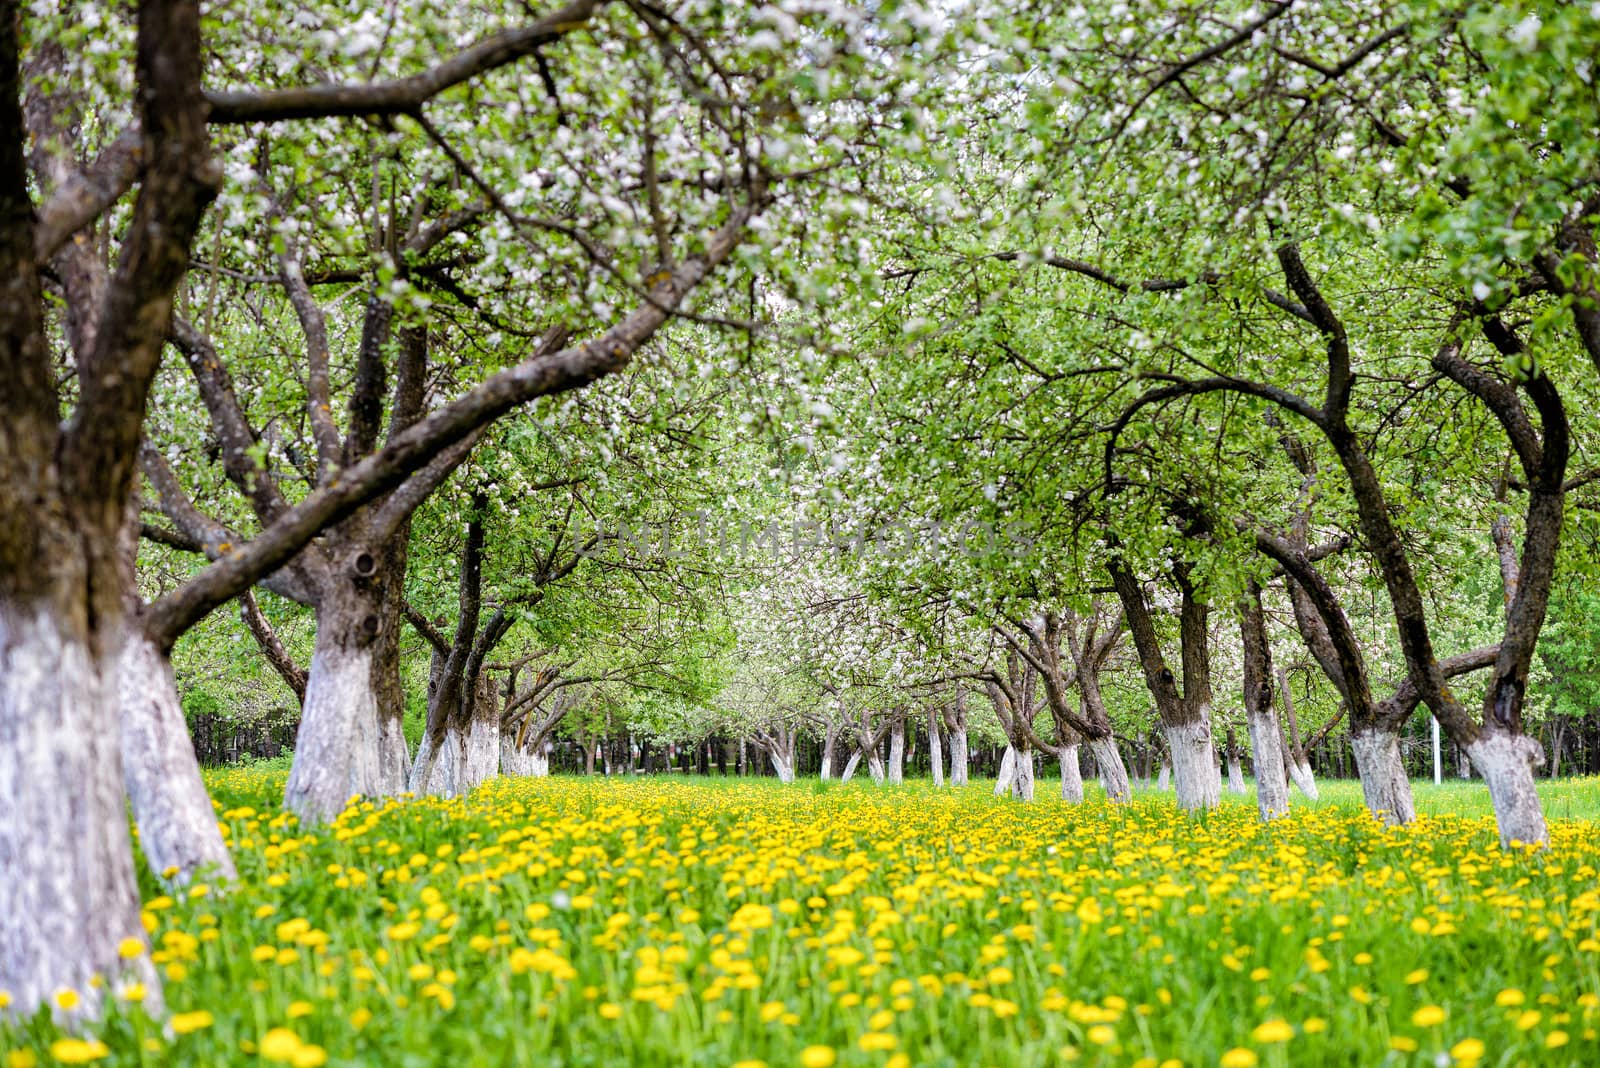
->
xmin=4 ymin=772 xmax=1599 ymax=1067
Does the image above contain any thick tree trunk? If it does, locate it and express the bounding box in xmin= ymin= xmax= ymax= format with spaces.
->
xmin=1156 ymin=758 xmax=1171 ymax=792
xmin=866 ymin=748 xmax=886 ymax=784
xmin=928 ymin=707 xmax=945 ymax=787
xmin=819 ymin=724 xmax=836 ymax=781
xmin=1058 ymin=744 xmax=1083 ymax=803
xmin=948 ymin=726 xmax=969 ymax=786
xmin=840 ymin=750 xmax=862 ymax=782
xmin=1246 ymin=708 xmax=1290 ymax=821
xmin=768 ymin=748 xmax=796 ymax=783
xmin=1 ymin=611 xmax=156 ymax=1018
xmin=994 ymin=744 xmax=1017 ymax=797
xmin=1087 ymin=737 xmax=1131 ymax=802
xmin=887 ymin=716 xmax=905 ymax=784
xmin=1164 ymin=719 xmax=1221 ymax=811
xmin=458 ymin=673 xmax=500 ymax=792
xmin=1350 ymin=728 xmax=1416 ymax=826
xmin=1467 ymin=732 xmax=1548 ymax=847
xmin=1012 ymin=747 xmax=1035 ymax=801
xmin=120 ymin=634 xmax=235 ymax=882
xmin=284 ymin=603 xmax=383 ymax=822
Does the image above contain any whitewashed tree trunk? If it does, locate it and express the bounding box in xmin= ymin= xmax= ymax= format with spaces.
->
xmin=457 ymin=675 xmax=500 ymax=792
xmin=1245 ymin=705 xmax=1290 ymax=821
xmin=1226 ymin=752 xmax=1247 ymax=795
xmin=928 ymin=709 xmax=945 ymax=787
xmin=1467 ymin=732 xmax=1548 ymax=848
xmin=409 ymin=727 xmax=444 ymax=793
xmin=866 ymin=748 xmax=886 ymax=784
xmin=1012 ymin=748 xmax=1035 ymax=801
xmin=120 ymin=635 xmax=235 ymax=883
xmin=1058 ymin=745 xmax=1083 ymax=803
xmin=819 ymin=726 xmax=835 ymax=781
xmin=531 ymin=745 xmax=550 ymax=777
xmin=1351 ymin=728 xmax=1416 ymax=826
xmin=1088 ymin=737 xmax=1132 ymax=802
xmin=285 ymin=616 xmax=382 ymax=822
xmin=994 ymin=745 xmax=1017 ymax=797
xmin=948 ymin=726 xmax=969 ymax=786
xmin=1286 ymin=757 xmax=1319 ymax=800
xmin=1156 ymin=760 xmax=1170 ymax=792
xmin=378 ymin=710 xmax=410 ymax=796
xmin=840 ymin=750 xmax=862 ymax=782
xmin=1 ymin=612 xmax=157 ymax=1018
xmin=1457 ymin=746 xmax=1472 ymax=779
xmin=500 ymin=734 xmax=535 ymax=776
xmin=768 ymin=749 xmax=796 ymax=783
xmin=887 ymin=717 xmax=905 ymax=784
xmin=1164 ymin=719 xmax=1221 ymax=811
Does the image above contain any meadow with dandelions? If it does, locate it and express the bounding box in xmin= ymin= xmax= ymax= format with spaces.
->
xmin=4 ymin=775 xmax=1600 ymax=1067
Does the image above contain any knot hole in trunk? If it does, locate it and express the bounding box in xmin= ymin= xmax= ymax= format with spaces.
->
xmin=351 ymin=551 xmax=378 ymax=578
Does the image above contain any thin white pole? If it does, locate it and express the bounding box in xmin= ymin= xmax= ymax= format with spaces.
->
xmin=1440 ymin=716 xmax=1452 ymax=783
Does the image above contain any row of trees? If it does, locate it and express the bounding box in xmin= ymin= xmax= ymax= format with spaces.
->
xmin=4 ymin=0 xmax=1599 ymax=1025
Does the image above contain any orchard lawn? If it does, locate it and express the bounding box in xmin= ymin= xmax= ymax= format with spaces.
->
xmin=4 ymin=774 xmax=1599 ymax=1067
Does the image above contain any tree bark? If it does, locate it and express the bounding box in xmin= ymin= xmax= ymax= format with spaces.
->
xmin=1350 ymin=728 xmax=1416 ymax=826
xmin=1224 ymin=725 xmax=1247 ymax=795
xmin=1467 ymin=732 xmax=1547 ymax=847
xmin=1240 ymin=585 xmax=1290 ymax=820
xmin=120 ymin=633 xmax=236 ymax=882
xmin=928 ymin=705 xmax=945 ymax=787
xmin=285 ymin=594 xmax=388 ymax=820
xmin=887 ymin=714 xmax=905 ymax=784
xmin=1109 ymin=558 xmax=1220 ymax=809
xmin=994 ymin=744 xmax=1017 ymax=797
xmin=1058 ymin=744 xmax=1084 ymax=802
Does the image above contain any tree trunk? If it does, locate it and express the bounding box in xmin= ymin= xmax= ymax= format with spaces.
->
xmin=458 ymin=672 xmax=500 ymax=792
xmin=994 ymin=744 xmax=1017 ymax=797
xmin=1467 ymin=731 xmax=1548 ymax=847
xmin=840 ymin=750 xmax=862 ymax=782
xmin=887 ymin=716 xmax=905 ymax=784
xmin=1224 ymin=725 xmax=1247 ymax=795
xmin=928 ymin=707 xmax=945 ymax=787
xmin=768 ymin=746 xmax=796 ymax=783
xmin=1164 ymin=719 xmax=1220 ymax=811
xmin=1246 ymin=707 xmax=1290 ymax=821
xmin=1156 ymin=758 xmax=1171 ymax=792
xmin=1011 ymin=747 xmax=1035 ymax=801
xmin=120 ymin=634 xmax=235 ymax=883
xmin=866 ymin=747 xmax=886 ymax=784
xmin=1 ymin=611 xmax=157 ymax=1018
xmin=500 ymin=733 xmax=534 ymax=776
xmin=1058 ymin=744 xmax=1083 ymax=803
xmin=1350 ymin=728 xmax=1416 ymax=826
xmin=284 ymin=601 xmax=384 ymax=823
xmin=1086 ymin=737 xmax=1130 ymax=802
xmin=819 ymin=724 xmax=836 ymax=781
xmin=947 ymin=725 xmax=969 ymax=786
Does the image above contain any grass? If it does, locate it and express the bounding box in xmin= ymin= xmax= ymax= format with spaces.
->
xmin=3 ymin=771 xmax=1599 ymax=1067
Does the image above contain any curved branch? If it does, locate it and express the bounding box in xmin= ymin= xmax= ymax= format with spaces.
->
xmin=205 ymin=0 xmax=604 ymax=124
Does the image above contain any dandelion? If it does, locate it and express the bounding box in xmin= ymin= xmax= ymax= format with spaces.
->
xmin=1250 ymin=1019 xmax=1293 ymax=1044
xmin=170 ymin=1010 xmax=214 ymax=1034
xmin=1219 ymin=1049 xmax=1258 ymax=1068
xmin=799 ymin=1047 xmax=836 ymax=1068
xmin=45 ymin=1039 xmax=108 ymax=1064
xmin=1412 ymin=1005 xmax=1447 ymax=1028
